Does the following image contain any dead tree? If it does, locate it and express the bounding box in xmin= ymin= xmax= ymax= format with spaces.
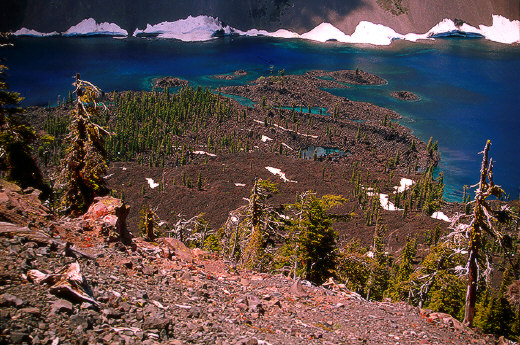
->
xmin=59 ymin=73 xmax=111 ymax=214
xmin=461 ymin=140 xmax=510 ymax=326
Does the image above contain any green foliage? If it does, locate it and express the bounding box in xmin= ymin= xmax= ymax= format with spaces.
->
xmin=278 ymin=192 xmax=344 ymax=284
xmin=335 ymin=240 xmax=371 ymax=294
xmin=387 ymin=237 xmax=417 ymax=300
xmin=376 ymin=0 xmax=408 ymax=15
xmin=0 ymin=65 xmax=48 ymax=196
xmin=401 ymin=166 xmax=444 ymax=216
xmin=424 ymin=225 xmax=442 ymax=246
xmin=105 ymin=87 xmax=243 ymax=165
xmin=221 ymin=179 xmax=281 ymax=271
xmin=427 ymin=272 xmax=466 ymax=317
xmin=364 ymin=224 xmax=391 ymax=300
xmin=59 ymin=75 xmax=109 ymax=214
xmin=404 ymin=242 xmax=466 ymax=315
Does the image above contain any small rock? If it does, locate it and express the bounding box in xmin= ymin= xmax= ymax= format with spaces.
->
xmin=20 ymin=307 xmax=40 ymax=316
xmin=103 ymin=308 xmax=123 ymax=319
xmin=0 ymin=293 xmax=23 ymax=307
xmin=51 ymin=299 xmax=74 ymax=315
xmin=143 ymin=316 xmax=169 ymax=330
xmin=246 ymin=295 xmax=264 ymax=314
xmin=289 ymin=280 xmax=308 ymax=297
xmin=181 ymin=271 xmax=192 ymax=281
xmin=10 ymin=331 xmax=30 ymax=343
xmin=235 ymin=338 xmax=258 ymax=345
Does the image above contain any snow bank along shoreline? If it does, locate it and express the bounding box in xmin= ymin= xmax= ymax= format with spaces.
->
xmin=12 ymin=15 xmax=519 ymax=45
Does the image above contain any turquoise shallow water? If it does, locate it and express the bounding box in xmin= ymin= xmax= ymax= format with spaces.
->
xmin=1 ymin=36 xmax=519 ymax=201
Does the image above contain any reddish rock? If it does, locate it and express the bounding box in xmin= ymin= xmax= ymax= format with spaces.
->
xmin=161 ymin=238 xmax=193 ymax=263
xmin=81 ymin=196 xmax=131 ymax=244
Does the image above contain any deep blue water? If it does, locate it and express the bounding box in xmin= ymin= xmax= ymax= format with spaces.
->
xmin=2 ymin=36 xmax=519 ymax=201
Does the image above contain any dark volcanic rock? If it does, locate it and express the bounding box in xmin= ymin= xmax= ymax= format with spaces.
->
xmin=307 ymin=69 xmax=387 ymax=85
xmin=213 ymin=70 xmax=248 ymax=80
xmin=391 ymin=90 xmax=420 ymax=101
xmin=153 ymin=77 xmax=189 ymax=89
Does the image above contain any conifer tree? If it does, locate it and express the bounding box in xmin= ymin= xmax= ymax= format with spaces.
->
xmin=279 ymin=192 xmax=344 ymax=284
xmin=0 ymin=65 xmax=48 ymax=196
xmin=222 ymin=179 xmax=281 ymax=271
xmin=59 ymin=74 xmax=110 ymax=214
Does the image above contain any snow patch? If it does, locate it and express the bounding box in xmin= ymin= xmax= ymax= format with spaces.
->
xmin=349 ymin=21 xmax=403 ymax=45
xmin=404 ymin=15 xmax=519 ymax=44
xmin=394 ymin=178 xmax=414 ymax=193
xmin=479 ymin=15 xmax=520 ymax=44
xmin=13 ymin=28 xmax=59 ymax=37
xmin=431 ymin=211 xmax=451 ymax=222
xmin=299 ymin=15 xmax=519 ymax=45
xmin=301 ymin=23 xmax=350 ymax=42
xmin=261 ymin=135 xmax=272 ymax=142
xmin=133 ymin=15 xmax=233 ymax=41
xmin=237 ymin=28 xmax=299 ymax=39
xmin=63 ymin=18 xmax=128 ymax=37
xmin=193 ymin=151 xmax=217 ymax=157
xmin=379 ymin=194 xmax=402 ymax=211
xmin=265 ymin=167 xmax=297 ymax=183
xmin=145 ymin=178 xmax=160 ymax=189
xmin=282 ymin=142 xmax=294 ymax=151
xmin=426 ymin=18 xmax=481 ymax=38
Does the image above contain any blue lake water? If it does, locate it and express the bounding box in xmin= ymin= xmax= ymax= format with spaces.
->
xmin=1 ymin=36 xmax=519 ymax=201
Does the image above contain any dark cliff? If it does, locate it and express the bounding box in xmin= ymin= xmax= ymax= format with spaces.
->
xmin=1 ymin=0 xmax=519 ymax=35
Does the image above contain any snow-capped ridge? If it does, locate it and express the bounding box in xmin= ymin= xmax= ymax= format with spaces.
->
xmin=13 ymin=28 xmax=59 ymax=37
xmin=13 ymin=14 xmax=519 ymax=45
xmin=63 ymin=18 xmax=128 ymax=37
xmin=133 ymin=15 xmax=233 ymax=42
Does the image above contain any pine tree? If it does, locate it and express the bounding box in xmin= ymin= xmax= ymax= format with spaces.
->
xmin=0 ymin=65 xmax=49 ymax=196
xmin=222 ymin=179 xmax=281 ymax=271
xmin=387 ymin=237 xmax=417 ymax=301
xmin=279 ymin=192 xmax=344 ymax=284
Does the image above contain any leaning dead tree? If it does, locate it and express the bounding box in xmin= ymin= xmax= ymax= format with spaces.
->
xmin=59 ymin=73 xmax=111 ymax=214
xmin=453 ymin=140 xmax=512 ymax=326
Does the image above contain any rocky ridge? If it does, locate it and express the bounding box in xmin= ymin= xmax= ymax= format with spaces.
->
xmin=0 ymin=181 xmax=508 ymax=345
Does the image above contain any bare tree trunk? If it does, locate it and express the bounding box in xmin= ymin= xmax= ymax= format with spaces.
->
xmin=464 ymin=244 xmax=479 ymax=326
xmin=463 ymin=140 xmax=489 ymax=327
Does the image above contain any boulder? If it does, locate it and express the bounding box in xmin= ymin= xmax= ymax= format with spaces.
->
xmin=160 ymin=238 xmax=193 ymax=263
xmin=82 ymin=196 xmax=131 ymax=244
